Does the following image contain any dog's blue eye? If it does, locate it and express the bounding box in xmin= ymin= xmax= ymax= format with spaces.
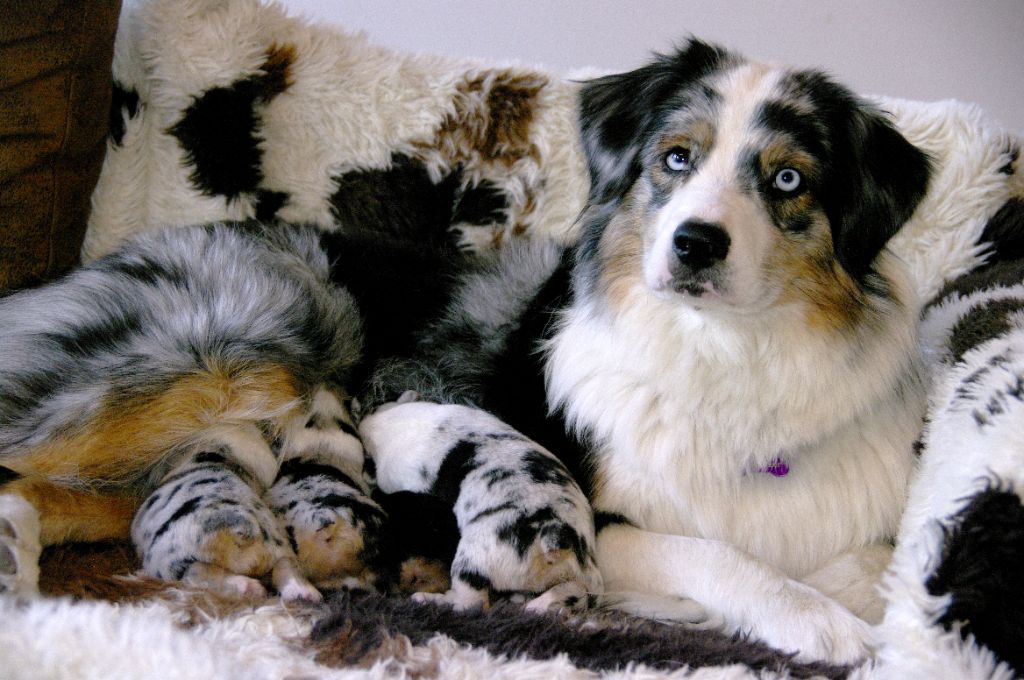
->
xmin=665 ymin=148 xmax=692 ymax=173
xmin=773 ymin=168 xmax=802 ymax=193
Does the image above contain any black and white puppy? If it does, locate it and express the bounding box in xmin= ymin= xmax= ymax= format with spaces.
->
xmin=359 ymin=396 xmax=602 ymax=610
xmin=264 ymin=386 xmax=388 ymax=590
xmin=546 ymin=40 xmax=931 ymax=663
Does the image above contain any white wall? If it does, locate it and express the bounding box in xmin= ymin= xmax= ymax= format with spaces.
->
xmin=282 ymin=0 xmax=1024 ymax=135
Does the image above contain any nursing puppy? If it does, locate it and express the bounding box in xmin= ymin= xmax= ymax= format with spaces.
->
xmin=265 ymin=387 xmax=388 ymax=590
xmin=359 ymin=397 xmax=602 ymax=611
xmin=132 ymin=445 xmax=321 ymax=601
xmin=548 ymin=41 xmax=931 ymax=662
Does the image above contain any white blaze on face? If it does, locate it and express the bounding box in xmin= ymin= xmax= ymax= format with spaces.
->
xmin=643 ymin=63 xmax=787 ymax=309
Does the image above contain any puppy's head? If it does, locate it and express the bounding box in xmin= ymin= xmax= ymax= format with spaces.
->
xmin=577 ymin=39 xmax=930 ymax=324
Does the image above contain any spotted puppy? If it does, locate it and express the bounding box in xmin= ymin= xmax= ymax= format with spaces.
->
xmin=131 ymin=434 xmax=320 ymax=602
xmin=265 ymin=387 xmax=388 ymax=590
xmin=359 ymin=397 xmax=602 ymax=610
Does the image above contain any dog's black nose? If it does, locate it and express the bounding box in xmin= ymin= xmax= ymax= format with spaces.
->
xmin=672 ymin=220 xmax=730 ymax=271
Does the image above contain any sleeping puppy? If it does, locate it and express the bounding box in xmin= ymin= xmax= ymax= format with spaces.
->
xmin=132 ymin=441 xmax=321 ymax=601
xmin=545 ymin=40 xmax=931 ymax=663
xmin=264 ymin=387 xmax=388 ymax=590
xmin=359 ymin=396 xmax=602 ymax=611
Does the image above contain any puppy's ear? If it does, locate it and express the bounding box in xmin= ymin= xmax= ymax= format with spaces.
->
xmin=824 ymin=101 xmax=931 ymax=282
xmin=578 ymin=39 xmax=731 ymax=205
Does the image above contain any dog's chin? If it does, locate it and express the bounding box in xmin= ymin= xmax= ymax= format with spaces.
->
xmin=647 ymin=274 xmax=728 ymax=309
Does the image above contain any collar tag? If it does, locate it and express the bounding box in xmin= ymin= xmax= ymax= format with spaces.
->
xmin=758 ymin=458 xmax=789 ymax=477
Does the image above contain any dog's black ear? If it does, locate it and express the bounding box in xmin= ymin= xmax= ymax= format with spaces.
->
xmin=578 ymin=39 xmax=731 ymax=205
xmin=823 ymin=99 xmax=931 ymax=282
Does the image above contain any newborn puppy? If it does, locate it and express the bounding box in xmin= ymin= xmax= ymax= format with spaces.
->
xmin=359 ymin=397 xmax=602 ymax=610
xmin=265 ymin=388 xmax=388 ymax=590
xmin=131 ymin=439 xmax=319 ymax=602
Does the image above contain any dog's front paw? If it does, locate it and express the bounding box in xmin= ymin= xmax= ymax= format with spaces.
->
xmin=0 ymin=495 xmax=42 ymax=598
xmin=598 ymin=590 xmax=722 ymax=629
xmin=753 ymin=581 xmax=874 ymax=666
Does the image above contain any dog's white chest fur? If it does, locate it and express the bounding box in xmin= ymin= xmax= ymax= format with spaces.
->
xmin=547 ymin=277 xmax=923 ymax=577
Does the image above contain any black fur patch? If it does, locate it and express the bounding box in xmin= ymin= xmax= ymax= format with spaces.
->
xmin=594 ymin=512 xmax=632 ymax=532
xmin=0 ymin=466 xmax=22 ymax=486
xmin=521 ymin=450 xmax=572 ymax=486
xmin=373 ymin=490 xmax=459 ymax=566
xmin=109 ymin=82 xmax=140 ymax=147
xmin=168 ymin=557 xmax=197 ymax=581
xmin=926 ymin=487 xmax=1024 ymax=674
xmin=948 ymin=298 xmax=1024 ymax=364
xmin=254 ymin=189 xmax=288 ymax=221
xmin=151 ymin=496 xmax=202 ymax=543
xmin=329 ymin=154 xmax=462 ymax=244
xmin=496 ymin=506 xmax=556 ymax=557
xmin=467 ymin=502 xmax=517 ymax=524
xmin=169 ymin=49 xmax=292 ymax=200
xmin=977 ymin=198 xmax=1024 ymax=268
xmin=276 ymin=459 xmax=362 ymax=495
xmin=43 ymin=312 xmax=142 ymax=359
xmin=452 ymin=180 xmax=508 ymax=225
xmin=456 ymin=568 xmax=493 ymax=591
xmin=930 ymin=259 xmax=1024 ymax=310
xmin=430 ymin=440 xmax=480 ymax=505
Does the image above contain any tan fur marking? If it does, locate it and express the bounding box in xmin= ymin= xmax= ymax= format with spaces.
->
xmin=6 ymin=364 xmax=301 ymax=486
xmin=770 ymin=224 xmax=870 ymax=332
xmin=201 ymin=526 xmax=275 ymax=577
xmin=597 ymin=205 xmax=646 ymax=312
xmin=398 ymin=556 xmax=449 ymax=594
xmin=294 ymin=522 xmax=365 ymax=585
xmin=2 ymin=477 xmax=138 ymax=545
xmin=259 ymin=42 xmax=296 ymax=97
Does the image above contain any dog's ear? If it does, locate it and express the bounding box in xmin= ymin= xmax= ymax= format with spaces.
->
xmin=578 ymin=39 xmax=731 ymax=205
xmin=823 ymin=100 xmax=931 ymax=282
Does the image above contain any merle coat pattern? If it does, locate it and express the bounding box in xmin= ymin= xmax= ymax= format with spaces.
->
xmin=360 ymin=398 xmax=602 ymax=610
xmin=132 ymin=445 xmax=320 ymax=601
xmin=265 ymin=387 xmax=388 ymax=589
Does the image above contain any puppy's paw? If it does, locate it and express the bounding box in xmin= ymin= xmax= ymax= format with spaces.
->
xmin=525 ymin=580 xmax=589 ymax=613
xmin=278 ymin=576 xmax=322 ymax=603
xmin=754 ymin=581 xmax=874 ymax=666
xmin=221 ymin=574 xmax=268 ymax=599
xmin=0 ymin=495 xmax=42 ymax=598
xmin=413 ymin=585 xmax=488 ymax=611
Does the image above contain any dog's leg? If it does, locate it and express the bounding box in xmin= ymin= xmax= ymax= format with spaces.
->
xmin=800 ymin=543 xmax=892 ymax=624
xmin=270 ymin=555 xmax=322 ymax=603
xmin=597 ymin=524 xmax=874 ymax=665
xmin=0 ymin=491 xmax=41 ymax=597
xmin=182 ymin=561 xmax=267 ymax=598
xmin=0 ymin=473 xmax=137 ymax=597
